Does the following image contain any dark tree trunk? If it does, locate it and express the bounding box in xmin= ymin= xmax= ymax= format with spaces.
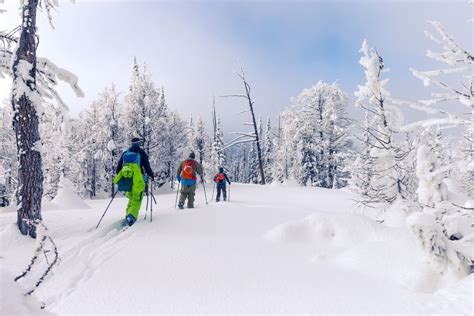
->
xmin=12 ymin=0 xmax=43 ymax=238
xmin=242 ymin=77 xmax=266 ymax=185
xmin=91 ymin=159 xmax=96 ymax=199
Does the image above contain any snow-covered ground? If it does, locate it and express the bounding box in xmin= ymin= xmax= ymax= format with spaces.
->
xmin=1 ymin=183 xmax=472 ymax=314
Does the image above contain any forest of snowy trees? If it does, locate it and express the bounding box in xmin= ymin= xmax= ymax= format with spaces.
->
xmin=0 ymin=0 xmax=472 ymax=280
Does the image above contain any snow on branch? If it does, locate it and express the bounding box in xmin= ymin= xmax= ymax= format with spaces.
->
xmin=425 ymin=21 xmax=473 ymax=65
xmin=402 ymin=12 xmax=474 ymax=138
xmin=222 ymin=138 xmax=255 ymax=151
xmin=36 ymin=57 xmax=84 ymax=108
xmin=233 ymin=131 xmax=256 ymax=138
xmin=409 ymin=19 xmax=473 ymax=113
xmin=1 ymin=44 xmax=84 ymax=110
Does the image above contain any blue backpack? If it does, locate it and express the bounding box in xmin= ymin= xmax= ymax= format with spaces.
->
xmin=116 ymin=150 xmax=142 ymax=192
xmin=122 ymin=150 xmax=141 ymax=166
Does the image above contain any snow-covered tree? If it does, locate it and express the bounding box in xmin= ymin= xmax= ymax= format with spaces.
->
xmin=273 ymin=111 xmax=296 ymax=183
xmin=74 ymin=103 xmax=102 ymax=198
xmin=275 ymin=81 xmax=353 ymax=188
xmin=403 ymin=8 xmax=473 ymax=276
xmin=123 ymin=60 xmax=161 ymax=154
xmin=92 ymin=84 xmax=122 ymax=196
xmin=455 ymin=129 xmax=474 ymax=199
xmin=263 ymin=117 xmax=274 ymax=184
xmin=211 ymin=116 xmax=227 ymax=172
xmin=352 ymin=40 xmax=408 ymax=206
xmin=0 ymin=105 xmax=16 ymax=202
xmin=163 ymin=110 xmax=188 ymax=188
xmin=403 ymin=16 xmax=473 ymax=200
xmin=415 ymin=137 xmax=448 ymax=208
xmin=40 ymin=103 xmax=69 ymax=200
xmin=193 ymin=116 xmax=210 ymax=174
xmin=0 ymin=1 xmax=83 ymax=237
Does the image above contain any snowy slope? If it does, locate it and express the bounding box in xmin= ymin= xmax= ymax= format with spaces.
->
xmin=0 ymin=183 xmax=472 ymax=314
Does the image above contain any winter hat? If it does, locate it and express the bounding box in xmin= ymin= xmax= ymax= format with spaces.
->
xmin=131 ymin=138 xmax=141 ymax=147
xmin=189 ymin=152 xmax=196 ymax=159
xmin=219 ymin=167 xmax=224 ymax=173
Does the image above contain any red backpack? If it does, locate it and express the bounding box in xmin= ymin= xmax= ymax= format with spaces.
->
xmin=181 ymin=159 xmax=196 ymax=180
xmin=214 ymin=173 xmax=225 ymax=183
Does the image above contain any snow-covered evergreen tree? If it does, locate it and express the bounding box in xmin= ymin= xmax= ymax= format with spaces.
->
xmin=94 ymin=84 xmax=122 ymax=196
xmin=403 ymin=8 xmax=473 ymax=276
xmin=263 ymin=117 xmax=274 ymax=184
xmin=349 ymin=112 xmax=373 ymax=197
xmin=273 ymin=111 xmax=297 ymax=183
xmin=193 ymin=116 xmax=210 ymax=175
xmin=456 ymin=129 xmax=474 ymax=199
xmin=275 ymin=81 xmax=352 ymax=188
xmin=78 ymin=103 xmax=101 ymax=198
xmin=0 ymin=105 xmax=16 ymax=201
xmin=353 ymin=40 xmax=408 ymax=206
xmin=405 ymin=16 xmax=473 ymax=201
xmin=210 ymin=116 xmax=227 ymax=172
xmin=248 ymin=142 xmax=259 ymax=184
xmin=164 ymin=110 xmax=188 ymax=188
xmin=40 ymin=103 xmax=68 ymax=200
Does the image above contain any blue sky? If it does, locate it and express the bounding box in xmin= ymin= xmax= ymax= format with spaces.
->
xmin=0 ymin=0 xmax=472 ymax=133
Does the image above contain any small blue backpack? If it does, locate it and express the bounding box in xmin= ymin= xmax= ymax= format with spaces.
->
xmin=116 ymin=150 xmax=142 ymax=192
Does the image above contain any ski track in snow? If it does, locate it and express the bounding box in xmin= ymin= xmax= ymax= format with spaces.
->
xmin=1 ymin=184 xmax=472 ymax=314
xmin=44 ymin=220 xmax=134 ymax=309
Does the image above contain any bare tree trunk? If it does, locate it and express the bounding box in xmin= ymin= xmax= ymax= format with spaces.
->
xmin=12 ymin=0 xmax=43 ymax=238
xmin=212 ymin=96 xmax=217 ymax=139
xmin=91 ymin=159 xmax=96 ymax=199
xmin=240 ymin=71 xmax=266 ymax=185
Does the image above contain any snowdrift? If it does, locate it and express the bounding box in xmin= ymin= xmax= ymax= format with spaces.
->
xmin=46 ymin=178 xmax=89 ymax=210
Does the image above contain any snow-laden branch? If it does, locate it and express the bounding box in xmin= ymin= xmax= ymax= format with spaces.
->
xmin=222 ymin=139 xmax=255 ymax=152
xmin=227 ymin=133 xmax=255 ymax=145
xmin=424 ymin=21 xmax=473 ymax=65
xmin=37 ymin=57 xmax=84 ymax=97
xmin=1 ymin=46 xmax=84 ymax=110
xmin=232 ymin=131 xmax=256 ymax=138
xmin=401 ymin=117 xmax=470 ymax=132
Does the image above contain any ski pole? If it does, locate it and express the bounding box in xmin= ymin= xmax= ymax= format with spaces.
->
xmin=202 ymin=179 xmax=208 ymax=205
xmin=211 ymin=182 xmax=215 ymax=202
xmin=150 ymin=183 xmax=157 ymax=205
xmin=228 ymin=184 xmax=231 ymax=202
xmin=150 ymin=180 xmax=154 ymax=222
xmin=175 ymin=181 xmax=180 ymax=208
xmin=95 ymin=190 xmax=119 ymax=229
xmin=144 ymin=184 xmax=149 ymax=220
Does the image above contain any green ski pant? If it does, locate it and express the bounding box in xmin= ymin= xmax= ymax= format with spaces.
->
xmin=179 ymin=184 xmax=196 ymax=208
xmin=125 ymin=190 xmax=144 ymax=220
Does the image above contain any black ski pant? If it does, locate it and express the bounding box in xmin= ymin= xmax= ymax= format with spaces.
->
xmin=216 ymin=183 xmax=227 ymax=201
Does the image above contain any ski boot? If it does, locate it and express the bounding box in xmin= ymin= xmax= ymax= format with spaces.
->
xmin=125 ymin=214 xmax=136 ymax=226
xmin=178 ymin=202 xmax=184 ymax=209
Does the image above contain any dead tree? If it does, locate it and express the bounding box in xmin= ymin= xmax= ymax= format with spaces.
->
xmin=221 ymin=65 xmax=266 ymax=184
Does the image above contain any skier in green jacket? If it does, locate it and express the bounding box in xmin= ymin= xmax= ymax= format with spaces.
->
xmin=114 ymin=138 xmax=155 ymax=226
